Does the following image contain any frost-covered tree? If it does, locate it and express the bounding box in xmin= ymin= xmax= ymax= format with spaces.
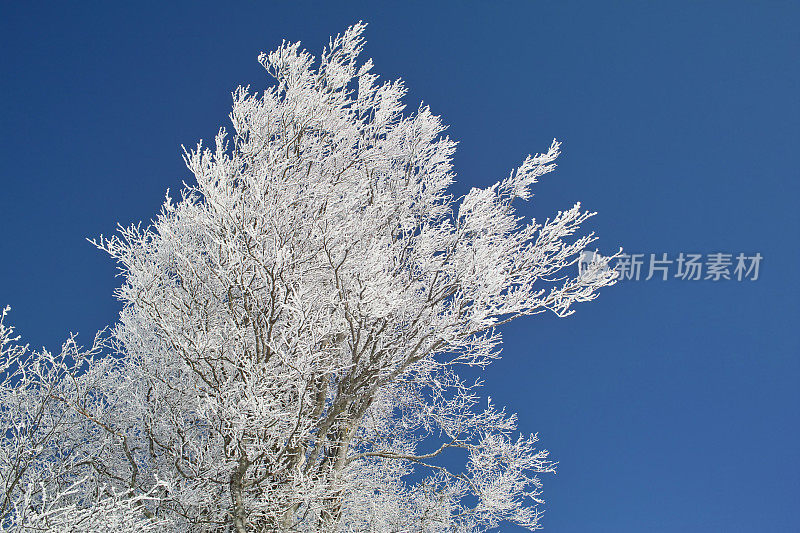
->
xmin=1 ymin=23 xmax=617 ymax=532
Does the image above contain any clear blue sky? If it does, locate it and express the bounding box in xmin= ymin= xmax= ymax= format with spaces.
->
xmin=1 ymin=2 xmax=798 ymax=531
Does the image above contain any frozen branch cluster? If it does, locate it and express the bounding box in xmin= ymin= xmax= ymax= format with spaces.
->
xmin=1 ymin=23 xmax=616 ymax=532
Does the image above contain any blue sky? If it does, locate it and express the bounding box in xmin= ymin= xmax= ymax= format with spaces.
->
xmin=1 ymin=2 xmax=798 ymax=531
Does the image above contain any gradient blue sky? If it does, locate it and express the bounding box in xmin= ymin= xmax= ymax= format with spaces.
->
xmin=1 ymin=2 xmax=798 ymax=531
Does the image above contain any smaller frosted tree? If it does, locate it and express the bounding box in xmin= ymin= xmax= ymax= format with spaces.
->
xmin=0 ymin=23 xmax=617 ymax=532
